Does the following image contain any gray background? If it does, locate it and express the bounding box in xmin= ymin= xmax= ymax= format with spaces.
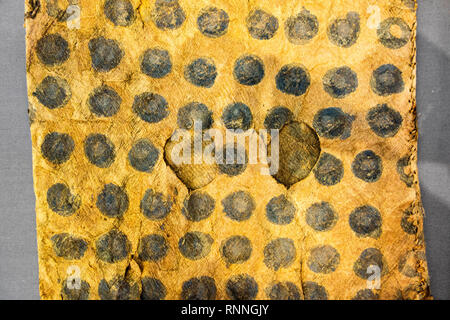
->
xmin=0 ymin=1 xmax=448 ymax=300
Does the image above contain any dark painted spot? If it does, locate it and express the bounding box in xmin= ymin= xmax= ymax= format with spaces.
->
xmin=378 ymin=17 xmax=411 ymax=49
xmin=33 ymin=76 xmax=71 ymax=109
xmin=41 ymin=132 xmax=74 ymax=164
xmin=151 ymin=0 xmax=186 ymax=30
xmin=401 ymin=207 xmax=418 ymax=235
xmin=36 ymin=33 xmax=70 ymax=66
xmin=140 ymin=189 xmax=172 ymax=220
xmin=397 ymin=155 xmax=414 ymax=187
xmin=88 ymin=37 xmax=124 ymax=72
xmin=275 ymin=64 xmax=311 ymax=96
xmin=266 ymin=282 xmax=301 ymax=300
xmin=349 ymin=205 xmax=382 ymax=237
xmin=352 ymin=289 xmax=379 ymax=300
xmin=307 ymin=245 xmax=340 ymax=274
xmin=104 ymin=0 xmax=135 ymax=27
xmin=88 ymin=85 xmax=121 ymax=117
xmin=302 ymin=281 xmax=328 ymax=300
xmin=394 ymin=285 xmax=423 ymax=300
xmin=351 ymin=150 xmax=383 ymax=183
xmin=45 ymin=0 xmax=72 ymax=21
xmin=138 ymin=234 xmax=169 ymax=262
xmin=371 ymin=64 xmax=404 ymax=96
xmin=285 ymin=9 xmax=319 ymax=44
xmin=246 ymin=9 xmax=278 ymax=40
xmin=140 ymin=48 xmax=172 ymax=79
xmin=266 ymin=195 xmax=296 ymax=225
xmin=313 ymin=153 xmax=344 ymax=186
xmin=177 ymin=102 xmax=213 ymax=130
xmin=313 ymin=107 xmax=354 ymax=140
xmin=197 ymin=7 xmax=229 ymax=38
xmin=402 ymin=0 xmax=416 ymax=9
xmin=141 ymin=277 xmax=167 ymax=300
xmin=51 ymin=233 xmax=87 ymax=260
xmin=221 ymin=235 xmax=252 ymax=265
xmin=98 ymin=278 xmax=140 ymax=300
xmin=233 ymin=55 xmax=265 ymax=86
xmin=184 ymin=58 xmax=217 ymax=88
xmin=221 ymin=102 xmax=253 ymax=131
xmin=217 ymin=144 xmax=248 ymax=176
xmin=179 ymin=231 xmax=213 ymax=260
xmin=182 ymin=192 xmax=215 ymax=222
xmin=84 ymin=134 xmax=115 ymax=168
xmin=327 ymin=12 xmax=360 ymax=48
xmin=398 ymin=251 xmax=425 ymax=278
xmin=96 ymin=184 xmax=129 ymax=218
xmin=367 ymin=104 xmax=403 ymax=138
xmin=47 ymin=183 xmax=80 ymax=216
xmin=132 ymin=92 xmax=169 ymax=123
xmin=305 ymin=201 xmax=338 ymax=232
xmin=353 ymin=248 xmax=385 ymax=279
xmin=273 ymin=121 xmax=321 ymax=187
xmin=264 ymin=106 xmax=293 ymax=130
xmin=128 ymin=139 xmax=160 ymax=172
xmin=96 ymin=229 xmax=130 ymax=263
xmin=226 ymin=274 xmax=258 ymax=300
xmin=181 ymin=276 xmax=217 ymax=300
xmin=323 ymin=66 xmax=358 ymax=98
xmin=222 ymin=191 xmax=255 ymax=222
xmin=263 ymin=238 xmax=296 ymax=271
xmin=61 ymin=279 xmax=90 ymax=300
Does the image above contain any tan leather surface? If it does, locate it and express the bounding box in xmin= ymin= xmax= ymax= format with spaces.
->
xmin=25 ymin=0 xmax=430 ymax=300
